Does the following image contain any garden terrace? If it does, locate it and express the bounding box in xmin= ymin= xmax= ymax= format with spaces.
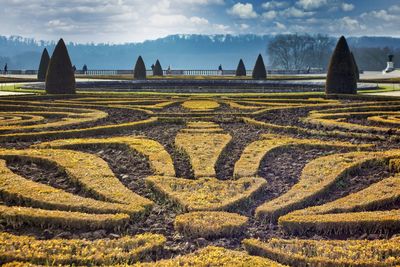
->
xmin=0 ymin=92 xmax=399 ymax=266
xmin=22 ymin=79 xmax=378 ymax=93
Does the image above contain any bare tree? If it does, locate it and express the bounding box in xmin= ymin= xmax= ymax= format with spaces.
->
xmin=268 ymin=34 xmax=334 ymax=70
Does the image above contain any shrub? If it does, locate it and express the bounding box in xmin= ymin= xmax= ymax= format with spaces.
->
xmin=0 ymin=232 xmax=166 ymax=265
xmin=137 ymin=246 xmax=285 ymax=266
xmin=351 ymin=52 xmax=360 ymax=81
xmin=37 ymin=48 xmax=50 ymax=81
xmin=174 ymin=211 xmax=248 ymax=238
xmin=0 ymin=148 xmax=153 ymax=210
xmin=243 ymin=238 xmax=400 ymax=267
xmin=279 ymin=174 xmax=400 ymax=235
xmin=234 ymin=134 xmax=367 ymax=178
xmin=236 ymin=59 xmax=246 ymax=76
xmin=252 ymin=54 xmax=267 ymax=80
xmin=153 ymin=59 xmax=163 ymax=76
xmin=37 ymin=136 xmax=176 ymax=176
xmin=146 ymin=176 xmax=266 ymax=211
xmin=134 ymin=56 xmax=146 ymax=80
xmin=0 ymin=205 xmax=129 ymax=230
xmin=45 ymin=39 xmax=76 ymax=94
xmin=175 ymin=129 xmax=231 ymax=178
xmin=181 ymin=100 xmax=220 ymax=112
xmin=255 ymin=150 xmax=400 ymax=222
xmin=325 ymin=36 xmax=357 ymax=95
xmin=0 ymin=152 xmax=151 ymax=217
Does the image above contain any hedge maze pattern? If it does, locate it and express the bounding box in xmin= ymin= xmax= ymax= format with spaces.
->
xmin=0 ymin=93 xmax=399 ymax=266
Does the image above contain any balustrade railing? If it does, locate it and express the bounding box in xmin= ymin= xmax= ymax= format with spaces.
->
xmin=2 ymin=68 xmax=324 ymax=76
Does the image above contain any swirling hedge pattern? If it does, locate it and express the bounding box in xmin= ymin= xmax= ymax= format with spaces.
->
xmin=0 ymin=93 xmax=399 ymax=266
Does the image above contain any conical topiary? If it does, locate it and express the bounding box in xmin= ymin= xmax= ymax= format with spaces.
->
xmin=45 ymin=39 xmax=76 ymax=94
xmin=134 ymin=56 xmax=146 ymax=79
xmin=252 ymin=54 xmax=267 ymax=80
xmin=325 ymin=36 xmax=357 ymax=95
xmin=37 ymin=48 xmax=50 ymax=81
xmin=351 ymin=52 xmax=360 ymax=82
xmin=236 ymin=59 xmax=246 ymax=76
xmin=153 ymin=59 xmax=163 ymax=76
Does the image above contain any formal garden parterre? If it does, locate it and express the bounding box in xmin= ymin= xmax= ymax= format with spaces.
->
xmin=0 ymin=91 xmax=399 ymax=266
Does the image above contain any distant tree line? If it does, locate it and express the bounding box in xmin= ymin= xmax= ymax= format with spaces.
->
xmin=268 ymin=34 xmax=400 ymax=71
xmin=351 ymin=47 xmax=400 ymax=71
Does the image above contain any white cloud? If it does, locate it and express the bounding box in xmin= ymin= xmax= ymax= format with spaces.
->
xmin=275 ymin=21 xmax=286 ymax=30
xmin=296 ymin=0 xmax=327 ymax=10
xmin=239 ymin=23 xmax=250 ymax=30
xmin=227 ymin=2 xmax=258 ymax=19
xmin=361 ymin=9 xmax=397 ymax=22
xmin=281 ymin=7 xmax=314 ymax=18
xmin=262 ymin=10 xmax=277 ymax=20
xmin=46 ymin=19 xmax=75 ymax=32
xmin=391 ymin=5 xmax=400 ymax=12
xmin=214 ymin=24 xmax=230 ymax=31
xmin=262 ymin=1 xmax=287 ymax=10
xmin=333 ymin=16 xmax=363 ymax=31
xmin=178 ymin=0 xmax=224 ymax=4
xmin=0 ymin=0 xmax=231 ymax=43
xmin=341 ymin=3 xmax=354 ymax=12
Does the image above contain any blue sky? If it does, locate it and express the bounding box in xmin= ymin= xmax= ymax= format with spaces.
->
xmin=0 ymin=0 xmax=399 ymax=43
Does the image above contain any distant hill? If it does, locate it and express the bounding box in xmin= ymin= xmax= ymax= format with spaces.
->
xmin=1 ymin=34 xmax=400 ymax=70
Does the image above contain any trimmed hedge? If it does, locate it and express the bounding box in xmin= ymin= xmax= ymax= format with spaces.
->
xmin=45 ymin=38 xmax=76 ymax=94
xmin=0 ymin=232 xmax=166 ymax=266
xmin=174 ymin=211 xmax=248 ymax=238
xmin=234 ymin=134 xmax=368 ymax=178
xmin=37 ymin=48 xmax=50 ymax=81
xmin=326 ymin=36 xmax=357 ymax=95
xmin=252 ymin=54 xmax=267 ymax=80
xmin=243 ymin=238 xmax=400 ymax=267
xmin=37 ymin=136 xmax=176 ymax=176
xmin=236 ymin=59 xmax=247 ymax=76
xmin=0 ymin=204 xmax=129 ymax=230
xmin=138 ymin=246 xmax=286 ymax=266
xmin=153 ymin=59 xmax=163 ymax=76
xmin=255 ymin=150 xmax=400 ymax=222
xmin=279 ymin=174 xmax=400 ymax=235
xmin=134 ymin=56 xmax=146 ymax=80
xmin=351 ymin=52 xmax=360 ymax=81
xmin=146 ymin=175 xmax=266 ymax=211
xmin=175 ymin=126 xmax=231 ymax=178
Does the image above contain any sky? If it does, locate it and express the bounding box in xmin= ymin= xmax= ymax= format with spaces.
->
xmin=1 ymin=0 xmax=399 ymax=44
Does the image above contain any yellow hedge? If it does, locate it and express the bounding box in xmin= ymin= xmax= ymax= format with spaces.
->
xmin=0 ymin=232 xmax=166 ymax=265
xmin=0 ymin=117 xmax=158 ymax=141
xmin=0 ymin=149 xmax=152 ymax=210
xmin=146 ymin=176 xmax=266 ymax=211
xmin=234 ymin=134 xmax=369 ymax=178
xmin=255 ymin=150 xmax=400 ymax=222
xmin=0 ymin=204 xmax=129 ymax=230
xmin=137 ymin=246 xmax=287 ymax=267
xmin=36 ymin=136 xmax=175 ymax=176
xmin=175 ymin=124 xmax=231 ymax=177
xmin=182 ymin=100 xmax=220 ymax=111
xmin=174 ymin=211 xmax=248 ymax=238
xmin=279 ymin=174 xmax=400 ymax=235
xmin=243 ymin=237 xmax=400 ymax=267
